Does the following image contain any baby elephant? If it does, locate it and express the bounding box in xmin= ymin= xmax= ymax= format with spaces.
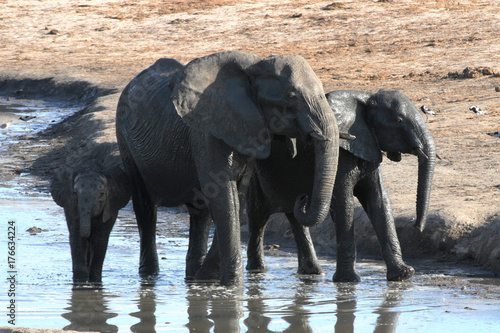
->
xmin=51 ymin=154 xmax=130 ymax=283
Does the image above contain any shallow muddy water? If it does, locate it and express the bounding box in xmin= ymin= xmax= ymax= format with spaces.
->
xmin=1 ymin=190 xmax=500 ymax=332
xmin=0 ymin=97 xmax=80 ymax=140
xmin=1 ymin=100 xmax=500 ymax=332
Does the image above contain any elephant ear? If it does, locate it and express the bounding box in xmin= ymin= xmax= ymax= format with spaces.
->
xmin=326 ymin=90 xmax=383 ymax=164
xmin=171 ymin=51 xmax=271 ymax=159
xmin=102 ymin=166 xmax=131 ymax=222
xmin=50 ymin=166 xmax=74 ymax=208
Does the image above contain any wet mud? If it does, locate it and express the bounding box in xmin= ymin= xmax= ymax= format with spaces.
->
xmin=1 ymin=194 xmax=500 ymax=332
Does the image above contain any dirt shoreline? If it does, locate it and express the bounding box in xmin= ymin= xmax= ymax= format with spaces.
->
xmin=1 ymin=0 xmax=499 ymax=282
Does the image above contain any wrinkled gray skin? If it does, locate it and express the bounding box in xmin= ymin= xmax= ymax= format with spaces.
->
xmin=242 ymin=89 xmax=436 ymax=282
xmin=51 ymin=161 xmax=131 ymax=283
xmin=115 ymin=51 xmax=339 ymax=286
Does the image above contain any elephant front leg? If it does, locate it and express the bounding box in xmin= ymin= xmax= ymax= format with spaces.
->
xmin=286 ymin=213 xmax=324 ymax=275
xmin=354 ymin=170 xmax=414 ymax=281
xmin=197 ymin=184 xmax=243 ymax=286
xmin=70 ymin=234 xmax=90 ymax=283
xmin=185 ymin=204 xmax=212 ymax=280
xmin=192 ymin=138 xmax=245 ymax=286
xmin=332 ymin=182 xmax=361 ymax=282
xmin=88 ymin=217 xmax=116 ymax=283
xmin=246 ymin=188 xmax=270 ymax=273
xmin=67 ymin=214 xmax=90 ymax=283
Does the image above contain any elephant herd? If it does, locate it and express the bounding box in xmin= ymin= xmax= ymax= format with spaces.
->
xmin=50 ymin=51 xmax=436 ymax=286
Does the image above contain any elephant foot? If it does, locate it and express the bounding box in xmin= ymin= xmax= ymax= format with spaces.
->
xmin=387 ymin=264 xmax=415 ymax=281
xmin=333 ymin=269 xmax=361 ymax=283
xmin=219 ymin=272 xmax=244 ymax=287
xmin=246 ymin=259 xmax=268 ymax=273
xmin=186 ymin=262 xmax=203 ymax=281
xmin=193 ymin=265 xmax=220 ymax=282
xmin=139 ymin=266 xmax=159 ymax=280
xmin=297 ymin=260 xmax=324 ymax=275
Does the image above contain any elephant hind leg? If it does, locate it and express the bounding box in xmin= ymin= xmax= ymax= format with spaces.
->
xmin=125 ymin=161 xmax=159 ymax=278
xmin=286 ymin=213 xmax=324 ymax=275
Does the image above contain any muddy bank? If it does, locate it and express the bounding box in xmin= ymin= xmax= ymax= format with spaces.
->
xmin=0 ymin=77 xmax=120 ymax=183
xmin=265 ymin=209 xmax=500 ymax=277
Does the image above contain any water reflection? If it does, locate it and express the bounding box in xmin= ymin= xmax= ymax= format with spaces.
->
xmin=130 ymin=280 xmax=158 ymax=333
xmin=373 ymin=282 xmax=411 ymax=333
xmin=59 ymin=274 xmax=412 ymax=332
xmin=333 ymin=281 xmax=411 ymax=333
xmin=335 ymin=283 xmax=357 ymax=332
xmin=185 ymin=284 xmax=243 ymax=332
xmin=244 ymin=276 xmax=272 ymax=332
xmin=62 ymin=285 xmax=118 ymax=333
xmin=245 ymin=275 xmax=315 ymax=332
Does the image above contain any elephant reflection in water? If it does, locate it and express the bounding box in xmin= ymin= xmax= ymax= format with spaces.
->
xmin=130 ymin=281 xmax=157 ymax=332
xmin=185 ymin=286 xmax=243 ymax=332
xmin=62 ymin=287 xmax=118 ymax=332
xmin=184 ymin=281 xmax=313 ymax=332
xmin=243 ymin=276 xmax=314 ymax=332
xmin=334 ymin=282 xmax=411 ymax=333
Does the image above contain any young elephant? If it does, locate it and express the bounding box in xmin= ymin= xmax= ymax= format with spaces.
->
xmin=51 ymin=148 xmax=131 ymax=283
xmin=242 ymin=89 xmax=436 ymax=282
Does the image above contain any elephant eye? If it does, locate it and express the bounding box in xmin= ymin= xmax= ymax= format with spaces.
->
xmin=396 ymin=116 xmax=403 ymax=123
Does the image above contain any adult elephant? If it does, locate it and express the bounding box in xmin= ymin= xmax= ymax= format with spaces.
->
xmin=244 ymin=89 xmax=436 ymax=282
xmin=115 ymin=51 xmax=340 ymax=286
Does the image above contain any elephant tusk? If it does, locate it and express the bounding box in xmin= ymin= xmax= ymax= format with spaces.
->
xmin=309 ymin=131 xmax=329 ymax=142
xmin=416 ymin=147 xmax=429 ymax=160
xmin=339 ymin=132 xmax=356 ymax=140
xmin=285 ymin=137 xmax=298 ymax=158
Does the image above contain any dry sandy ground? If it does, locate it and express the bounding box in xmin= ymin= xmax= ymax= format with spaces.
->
xmin=0 ymin=0 xmax=499 ymax=304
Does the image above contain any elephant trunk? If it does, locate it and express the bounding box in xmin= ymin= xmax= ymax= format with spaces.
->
xmin=294 ymin=103 xmax=339 ymax=227
xmin=414 ymin=135 xmax=436 ymax=232
xmin=78 ymin=197 xmax=92 ymax=239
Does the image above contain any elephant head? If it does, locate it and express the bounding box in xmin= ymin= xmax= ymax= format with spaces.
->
xmin=327 ymin=89 xmax=436 ymax=231
xmin=51 ymin=165 xmax=131 ymax=238
xmin=171 ymin=51 xmax=339 ymax=227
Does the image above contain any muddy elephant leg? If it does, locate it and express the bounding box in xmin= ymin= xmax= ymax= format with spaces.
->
xmin=70 ymin=235 xmax=89 ymax=282
xmin=197 ymin=186 xmax=243 ymax=286
xmin=246 ymin=183 xmax=271 ymax=272
xmin=66 ymin=212 xmax=89 ymax=282
xmin=88 ymin=216 xmax=116 ymax=283
xmin=354 ymin=169 xmax=414 ymax=281
xmin=332 ymin=175 xmax=360 ymax=282
xmin=128 ymin=167 xmax=159 ymax=279
xmin=286 ymin=213 xmax=324 ymax=275
xmin=194 ymin=233 xmax=221 ymax=281
xmin=185 ymin=203 xmax=212 ymax=280
xmin=192 ymin=136 xmax=244 ymax=286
